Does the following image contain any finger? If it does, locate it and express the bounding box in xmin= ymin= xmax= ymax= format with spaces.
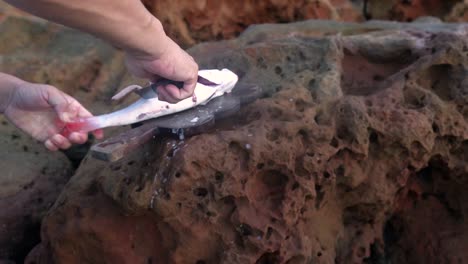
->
xmin=74 ymin=102 xmax=94 ymax=118
xmin=44 ymin=139 xmax=59 ymax=151
xmin=92 ymin=129 xmax=104 ymax=139
xmin=44 ymin=88 xmax=76 ymax=122
xmin=54 ymin=100 xmax=79 ymax=122
xmin=156 ymin=86 xmax=178 ymax=103
xmin=181 ymin=77 xmax=198 ymax=99
xmin=69 ymin=132 xmax=88 ymax=145
xmin=162 ymin=84 xmax=186 ymax=101
xmin=43 ymin=85 xmax=71 ymax=109
xmin=64 ymin=99 xmax=92 ymax=120
xmin=53 ymin=94 xmax=92 ymax=121
xmin=50 ymin=134 xmax=72 ymax=150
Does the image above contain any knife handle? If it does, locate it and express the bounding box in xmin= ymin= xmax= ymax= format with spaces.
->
xmin=152 ymin=75 xmax=218 ymax=90
xmin=152 ymin=79 xmax=184 ymax=89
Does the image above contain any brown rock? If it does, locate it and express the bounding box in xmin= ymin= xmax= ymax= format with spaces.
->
xmin=142 ymin=0 xmax=363 ymax=47
xmin=0 ymin=9 xmax=143 ymax=263
xmin=141 ymin=0 xmax=467 ymax=47
xmin=446 ymin=1 xmax=468 ymax=22
xmin=27 ymin=20 xmax=468 ymax=263
xmin=0 ymin=115 xmax=72 ymax=262
xmin=365 ymin=0 xmax=465 ymax=22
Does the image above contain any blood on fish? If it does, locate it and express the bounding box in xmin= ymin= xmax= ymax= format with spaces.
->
xmin=56 ymin=118 xmax=96 ymax=138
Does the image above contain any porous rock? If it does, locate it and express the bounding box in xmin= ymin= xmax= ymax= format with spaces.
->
xmin=27 ymin=20 xmax=468 ymax=264
xmin=142 ymin=0 xmax=363 ymax=46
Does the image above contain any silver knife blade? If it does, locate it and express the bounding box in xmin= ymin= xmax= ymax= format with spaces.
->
xmin=135 ymin=75 xmax=219 ymax=99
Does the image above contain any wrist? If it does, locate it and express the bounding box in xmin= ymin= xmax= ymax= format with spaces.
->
xmin=0 ymin=73 xmax=23 ymax=114
xmin=122 ymin=16 xmax=172 ymax=60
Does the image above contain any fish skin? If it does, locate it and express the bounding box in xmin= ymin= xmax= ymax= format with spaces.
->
xmin=61 ymin=69 xmax=238 ymax=135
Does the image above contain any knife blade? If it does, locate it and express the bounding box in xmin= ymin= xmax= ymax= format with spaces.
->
xmin=135 ymin=75 xmax=219 ymax=99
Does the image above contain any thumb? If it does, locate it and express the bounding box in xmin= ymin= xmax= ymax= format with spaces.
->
xmin=40 ymin=85 xmax=77 ymax=122
xmin=53 ymin=100 xmax=79 ymax=123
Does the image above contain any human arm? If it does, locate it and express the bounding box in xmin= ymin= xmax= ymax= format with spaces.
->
xmin=4 ymin=0 xmax=199 ymax=102
xmin=0 ymin=73 xmax=103 ymax=151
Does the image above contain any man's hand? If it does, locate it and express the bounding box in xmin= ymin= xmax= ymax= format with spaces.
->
xmin=124 ymin=37 xmax=199 ymax=103
xmin=4 ymin=0 xmax=200 ymax=103
xmin=3 ymin=81 xmax=103 ymax=151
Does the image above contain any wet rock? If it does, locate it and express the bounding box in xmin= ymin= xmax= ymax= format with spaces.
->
xmin=27 ymin=20 xmax=468 ymax=263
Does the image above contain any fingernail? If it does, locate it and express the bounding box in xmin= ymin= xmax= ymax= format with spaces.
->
xmin=61 ymin=113 xmax=70 ymax=122
xmin=52 ymin=135 xmax=63 ymax=145
xmin=45 ymin=140 xmax=57 ymax=151
xmin=70 ymin=132 xmax=86 ymax=143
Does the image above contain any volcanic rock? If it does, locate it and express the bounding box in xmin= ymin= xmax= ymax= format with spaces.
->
xmin=27 ymin=20 xmax=468 ymax=264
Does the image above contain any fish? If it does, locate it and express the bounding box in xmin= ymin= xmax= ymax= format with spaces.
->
xmin=60 ymin=68 xmax=238 ymax=136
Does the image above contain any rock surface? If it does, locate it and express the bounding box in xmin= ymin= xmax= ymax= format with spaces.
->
xmin=0 ymin=6 xmax=143 ymax=262
xmin=26 ymin=20 xmax=468 ymax=264
xmin=143 ymin=0 xmax=467 ymax=47
xmin=365 ymin=0 xmax=468 ymax=22
xmin=0 ymin=0 xmax=468 ymax=263
xmin=142 ymin=0 xmax=363 ymax=47
xmin=0 ymin=115 xmax=72 ymax=263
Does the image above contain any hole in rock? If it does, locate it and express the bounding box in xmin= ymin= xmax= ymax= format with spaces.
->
xmin=403 ymin=88 xmax=428 ymax=109
xmin=215 ymin=171 xmax=224 ymax=181
xmin=315 ymin=184 xmax=325 ymax=209
xmin=341 ymin=49 xmax=414 ymax=96
xmin=274 ymin=66 xmax=282 ymax=75
xmin=314 ymin=110 xmax=328 ymax=125
xmin=295 ymin=99 xmax=307 ymax=112
xmin=193 ymin=187 xmax=208 ymax=197
xmin=330 ymin=137 xmax=339 ymax=148
xmin=250 ymin=170 xmax=288 ymax=211
xmin=256 ymin=251 xmax=280 ymax=264
xmin=417 ymin=64 xmax=464 ymax=102
xmin=297 ymin=129 xmax=309 ymax=145
xmin=369 ymin=130 xmax=379 ymax=144
xmin=238 ymin=223 xmax=253 ymax=236
xmin=291 ymin=182 xmax=299 ymax=190
xmin=343 ymin=203 xmax=378 ymax=225
xmin=432 ymin=123 xmax=439 ymax=133
xmin=335 ymin=165 xmax=345 ymax=177
xmin=357 ymin=246 xmax=366 ymax=257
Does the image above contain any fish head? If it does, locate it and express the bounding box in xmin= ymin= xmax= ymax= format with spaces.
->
xmin=198 ymin=68 xmax=238 ymax=95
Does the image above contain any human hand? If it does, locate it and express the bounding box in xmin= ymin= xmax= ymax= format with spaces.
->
xmin=124 ymin=37 xmax=199 ymax=103
xmin=3 ymin=81 xmax=103 ymax=151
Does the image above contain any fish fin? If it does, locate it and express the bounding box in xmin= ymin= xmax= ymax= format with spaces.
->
xmin=111 ymin=85 xmax=143 ymax=101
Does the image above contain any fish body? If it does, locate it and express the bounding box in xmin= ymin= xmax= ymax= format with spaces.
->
xmin=61 ymin=68 xmax=238 ymax=135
